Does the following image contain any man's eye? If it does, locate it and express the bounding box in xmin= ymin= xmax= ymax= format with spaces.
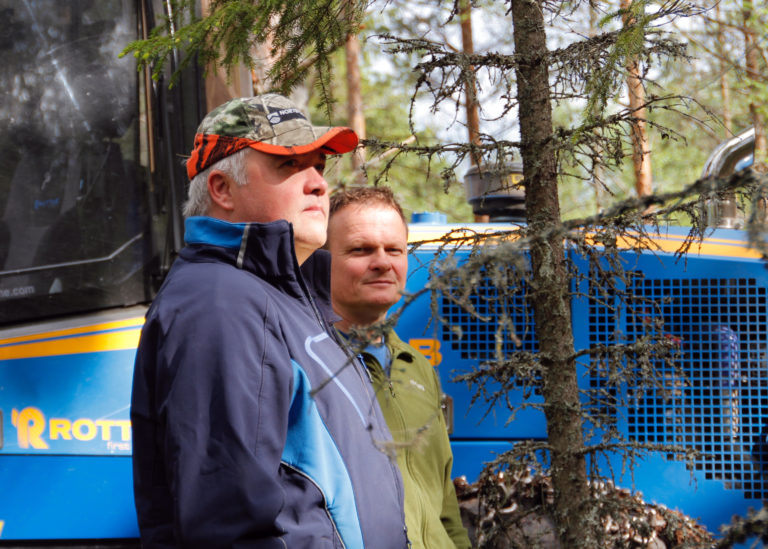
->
xmin=315 ymin=163 xmax=326 ymax=175
xmin=282 ymin=159 xmax=299 ymax=169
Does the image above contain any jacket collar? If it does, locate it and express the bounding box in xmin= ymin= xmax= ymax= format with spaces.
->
xmin=183 ymin=216 xmax=306 ymax=299
xmin=338 ymin=327 xmax=415 ymax=367
xmin=299 ymin=249 xmax=342 ymax=325
xmin=384 ymin=329 xmax=417 ymax=363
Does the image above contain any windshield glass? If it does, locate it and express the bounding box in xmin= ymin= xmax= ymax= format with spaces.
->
xmin=0 ymin=0 xmax=148 ymax=324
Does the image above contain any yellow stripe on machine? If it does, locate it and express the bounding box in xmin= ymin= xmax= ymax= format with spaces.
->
xmin=408 ymin=225 xmax=518 ymax=246
xmin=604 ymin=231 xmax=762 ymax=259
xmin=0 ymin=317 xmax=144 ymax=360
xmin=408 ymin=224 xmax=763 ymax=260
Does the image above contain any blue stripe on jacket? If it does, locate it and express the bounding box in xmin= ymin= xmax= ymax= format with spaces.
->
xmin=283 ymin=360 xmax=364 ymax=549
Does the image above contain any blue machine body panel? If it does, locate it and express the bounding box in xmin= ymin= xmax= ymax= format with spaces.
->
xmin=0 ymin=310 xmax=143 ymax=540
xmin=0 ymin=456 xmax=136 ymax=539
xmin=399 ymin=223 xmax=768 ymax=536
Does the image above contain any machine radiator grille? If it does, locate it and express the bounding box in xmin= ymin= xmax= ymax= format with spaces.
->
xmin=590 ymin=275 xmax=768 ymax=499
xmin=441 ymin=270 xmax=768 ymax=499
xmin=440 ymin=278 xmax=538 ymax=360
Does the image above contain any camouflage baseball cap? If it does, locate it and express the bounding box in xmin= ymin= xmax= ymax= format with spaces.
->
xmin=186 ymin=94 xmax=358 ymax=179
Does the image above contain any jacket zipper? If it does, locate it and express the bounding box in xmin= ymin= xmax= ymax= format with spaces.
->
xmin=298 ymin=264 xmax=408 ymax=547
xmin=281 ymin=462 xmax=347 ymax=549
xmin=365 ymin=352 xmax=410 ymax=548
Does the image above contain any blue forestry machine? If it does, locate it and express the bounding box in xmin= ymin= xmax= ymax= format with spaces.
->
xmin=0 ymin=0 xmax=764 ymax=544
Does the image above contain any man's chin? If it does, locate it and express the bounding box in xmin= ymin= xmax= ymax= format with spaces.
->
xmin=295 ymin=232 xmax=327 ymax=253
xmin=361 ymin=296 xmax=401 ymax=311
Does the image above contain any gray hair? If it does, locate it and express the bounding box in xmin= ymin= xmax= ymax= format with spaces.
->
xmin=183 ymin=147 xmax=250 ymax=218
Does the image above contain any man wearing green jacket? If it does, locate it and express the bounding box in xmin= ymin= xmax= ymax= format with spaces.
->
xmin=327 ymin=187 xmax=471 ymax=549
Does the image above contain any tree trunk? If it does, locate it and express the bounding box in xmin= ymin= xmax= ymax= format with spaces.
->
xmin=200 ymin=0 xmax=255 ymax=111
xmin=715 ymin=2 xmax=732 ymax=134
xmin=621 ymin=0 xmax=652 ymax=197
xmin=248 ymin=36 xmax=310 ymax=112
xmin=345 ymin=31 xmax=366 ymax=173
xmin=459 ymin=0 xmax=480 ymax=165
xmin=589 ymin=2 xmax=604 ymax=212
xmin=743 ymin=0 xmax=767 ymax=172
xmin=459 ymin=0 xmax=488 ymax=221
xmin=509 ymin=1 xmax=593 ymax=547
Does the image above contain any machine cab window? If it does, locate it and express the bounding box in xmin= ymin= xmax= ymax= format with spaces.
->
xmin=0 ymin=1 xmax=149 ymax=324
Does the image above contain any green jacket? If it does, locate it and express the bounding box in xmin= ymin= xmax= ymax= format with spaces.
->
xmin=361 ymin=330 xmax=471 ymax=549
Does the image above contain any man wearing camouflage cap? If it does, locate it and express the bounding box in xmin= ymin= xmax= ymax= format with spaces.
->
xmin=131 ymin=94 xmax=408 ymax=548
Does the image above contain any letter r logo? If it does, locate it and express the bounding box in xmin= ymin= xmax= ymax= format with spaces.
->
xmin=11 ymin=407 xmax=49 ymax=450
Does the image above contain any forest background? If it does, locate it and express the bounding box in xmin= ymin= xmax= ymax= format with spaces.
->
xmin=317 ymin=0 xmax=766 ymax=223
xmin=133 ymin=0 xmax=767 ymax=224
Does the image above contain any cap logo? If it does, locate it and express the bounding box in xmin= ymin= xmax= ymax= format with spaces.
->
xmin=267 ymin=107 xmax=306 ymax=125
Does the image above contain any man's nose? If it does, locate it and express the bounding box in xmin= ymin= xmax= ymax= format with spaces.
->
xmin=370 ymin=249 xmax=392 ymax=271
xmin=304 ymin=166 xmax=328 ymax=195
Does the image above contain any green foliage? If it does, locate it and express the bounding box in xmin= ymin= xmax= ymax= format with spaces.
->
xmin=604 ymin=0 xmax=768 ymax=201
xmin=121 ymin=0 xmax=367 ymax=107
xmin=581 ymin=2 xmax=692 ymax=124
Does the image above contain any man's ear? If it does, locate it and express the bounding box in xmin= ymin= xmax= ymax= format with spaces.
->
xmin=207 ymin=171 xmax=235 ymax=212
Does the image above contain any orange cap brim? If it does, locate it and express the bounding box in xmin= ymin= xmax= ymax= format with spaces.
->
xmin=187 ymin=127 xmax=359 ymax=179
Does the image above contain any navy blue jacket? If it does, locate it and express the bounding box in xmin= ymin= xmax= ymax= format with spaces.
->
xmin=131 ymin=216 xmax=407 ymax=548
